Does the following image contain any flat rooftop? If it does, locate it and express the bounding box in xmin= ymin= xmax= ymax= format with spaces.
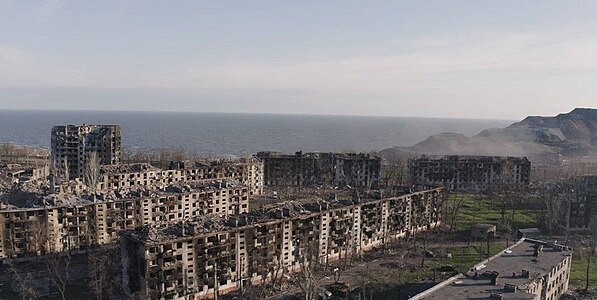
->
xmin=414 ymin=239 xmax=573 ymax=300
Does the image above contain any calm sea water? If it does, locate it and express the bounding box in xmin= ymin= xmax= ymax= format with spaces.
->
xmin=0 ymin=110 xmax=512 ymax=156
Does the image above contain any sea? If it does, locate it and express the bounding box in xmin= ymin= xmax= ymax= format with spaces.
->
xmin=0 ymin=110 xmax=512 ymax=156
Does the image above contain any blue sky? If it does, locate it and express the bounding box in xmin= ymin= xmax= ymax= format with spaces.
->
xmin=1 ymin=1 xmax=596 ymax=119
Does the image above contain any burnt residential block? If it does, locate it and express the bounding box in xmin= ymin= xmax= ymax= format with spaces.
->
xmin=51 ymin=124 xmax=121 ymax=180
xmin=409 ymin=155 xmax=531 ymax=192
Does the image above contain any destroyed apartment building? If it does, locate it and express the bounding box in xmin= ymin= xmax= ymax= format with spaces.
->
xmin=409 ymin=155 xmax=531 ymax=191
xmin=55 ymin=158 xmax=264 ymax=196
xmin=568 ymin=175 xmax=597 ymax=230
xmin=256 ymin=151 xmax=381 ymax=188
xmin=0 ymin=163 xmax=49 ymax=185
xmin=0 ymin=124 xmax=267 ymax=259
xmin=0 ymin=180 xmax=249 ymax=259
xmin=167 ymin=158 xmax=264 ymax=195
xmin=121 ymin=187 xmax=443 ymax=300
xmin=51 ymin=124 xmax=122 ymax=180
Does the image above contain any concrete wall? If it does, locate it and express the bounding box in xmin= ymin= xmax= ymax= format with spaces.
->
xmin=409 ymin=155 xmax=531 ymax=192
xmin=0 ymin=185 xmax=249 ymax=259
xmin=121 ymin=188 xmax=443 ymax=299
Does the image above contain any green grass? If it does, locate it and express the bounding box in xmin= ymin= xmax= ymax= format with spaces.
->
xmin=445 ymin=193 xmax=541 ymax=233
xmin=570 ymin=257 xmax=597 ymax=289
xmin=357 ymin=243 xmax=509 ymax=300
xmin=445 ymin=193 xmax=596 ymax=292
xmin=361 ymin=192 xmax=592 ymax=296
xmin=430 ymin=243 xmax=507 ymax=274
xmin=372 ymin=192 xmax=537 ymax=289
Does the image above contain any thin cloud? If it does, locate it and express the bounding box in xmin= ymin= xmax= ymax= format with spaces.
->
xmin=162 ymin=30 xmax=597 ymax=93
xmin=1 ymin=28 xmax=596 ymax=119
xmin=4 ymin=29 xmax=597 ymax=93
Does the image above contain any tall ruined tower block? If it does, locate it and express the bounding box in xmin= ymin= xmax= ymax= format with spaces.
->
xmin=51 ymin=124 xmax=121 ymax=180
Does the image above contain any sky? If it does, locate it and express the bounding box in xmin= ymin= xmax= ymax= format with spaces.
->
xmin=0 ymin=1 xmax=596 ymax=119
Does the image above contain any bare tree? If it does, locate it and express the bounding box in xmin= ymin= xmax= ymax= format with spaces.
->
xmin=158 ymin=148 xmax=171 ymax=167
xmin=290 ymin=239 xmax=327 ymax=300
xmin=6 ymin=260 xmax=39 ymax=300
xmin=31 ymin=216 xmax=49 ymax=255
xmin=243 ymin=280 xmax=267 ymax=300
xmin=14 ymin=147 xmax=30 ymax=164
xmin=0 ymin=142 xmax=17 ymax=163
xmin=498 ymin=192 xmax=508 ymax=225
xmin=381 ymin=158 xmax=407 ymax=191
xmin=88 ymin=250 xmax=108 ymax=300
xmin=585 ymin=217 xmax=597 ymax=292
xmin=529 ymin=179 xmax=575 ymax=237
xmin=88 ymin=248 xmax=123 ymax=300
xmin=0 ymin=142 xmax=12 ymax=157
xmin=269 ymin=253 xmax=286 ymax=291
xmin=171 ymin=147 xmax=186 ymax=162
xmin=444 ymin=193 xmax=465 ymax=233
xmin=63 ymin=160 xmax=70 ymax=184
xmin=85 ymin=151 xmax=100 ymax=200
xmin=46 ymin=252 xmax=71 ymax=300
xmin=540 ymin=191 xmax=567 ymax=236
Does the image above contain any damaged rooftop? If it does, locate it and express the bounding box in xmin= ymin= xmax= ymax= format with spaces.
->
xmin=123 ymin=189 xmax=426 ymax=244
xmin=0 ymin=179 xmax=245 ymax=211
xmin=99 ymin=163 xmax=158 ymax=174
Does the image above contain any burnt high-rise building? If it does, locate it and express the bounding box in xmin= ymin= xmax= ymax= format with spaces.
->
xmin=409 ymin=155 xmax=531 ymax=192
xmin=51 ymin=124 xmax=121 ymax=180
xmin=256 ymin=151 xmax=381 ymax=188
xmin=569 ymin=175 xmax=597 ymax=230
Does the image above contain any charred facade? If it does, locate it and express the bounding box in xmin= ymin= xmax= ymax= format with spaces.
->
xmin=51 ymin=124 xmax=122 ymax=180
xmin=0 ymin=163 xmax=49 ymax=185
xmin=121 ymin=187 xmax=443 ymax=299
xmin=569 ymin=175 xmax=597 ymax=230
xmin=55 ymin=159 xmax=263 ymax=196
xmin=167 ymin=159 xmax=263 ymax=195
xmin=409 ymin=155 xmax=531 ymax=191
xmin=257 ymin=151 xmax=381 ymax=188
xmin=0 ymin=181 xmax=249 ymax=259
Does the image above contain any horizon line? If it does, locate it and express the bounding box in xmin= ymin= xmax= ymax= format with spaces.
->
xmin=0 ymin=108 xmax=516 ymax=122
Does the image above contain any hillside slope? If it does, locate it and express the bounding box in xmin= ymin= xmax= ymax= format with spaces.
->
xmin=380 ymin=108 xmax=597 ymax=161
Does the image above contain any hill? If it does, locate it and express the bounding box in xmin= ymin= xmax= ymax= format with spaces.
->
xmin=380 ymin=108 xmax=597 ymax=162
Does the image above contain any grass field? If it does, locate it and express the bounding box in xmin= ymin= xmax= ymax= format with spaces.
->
xmin=390 ymin=193 xmax=542 ymax=287
xmin=352 ymin=192 xmax=594 ymax=299
xmin=400 ymin=243 xmax=508 ymax=282
xmin=445 ymin=192 xmax=597 ymax=292
xmin=429 ymin=243 xmax=507 ymax=273
xmin=570 ymin=257 xmax=597 ymax=289
xmin=445 ymin=193 xmax=540 ymax=233
xmin=358 ymin=241 xmax=509 ymax=299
